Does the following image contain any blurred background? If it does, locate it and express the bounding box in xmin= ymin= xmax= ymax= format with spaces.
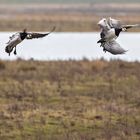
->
xmin=0 ymin=0 xmax=140 ymax=31
xmin=0 ymin=1 xmax=140 ymax=140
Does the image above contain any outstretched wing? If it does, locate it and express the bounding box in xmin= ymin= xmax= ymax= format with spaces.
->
xmin=122 ymin=24 xmax=140 ymax=29
xmin=102 ymin=40 xmax=127 ymax=55
xmin=26 ymin=26 xmax=56 ymax=39
xmin=5 ymin=33 xmax=22 ymax=55
xmin=107 ymin=17 xmax=122 ymax=29
xmin=6 ymin=33 xmax=20 ymax=44
xmin=108 ymin=17 xmax=140 ymax=30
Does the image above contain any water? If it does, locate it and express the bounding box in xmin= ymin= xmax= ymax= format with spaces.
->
xmin=0 ymin=32 xmax=140 ymax=61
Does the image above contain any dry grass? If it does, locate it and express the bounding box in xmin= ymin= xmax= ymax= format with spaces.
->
xmin=0 ymin=14 xmax=140 ymax=32
xmin=0 ymin=59 xmax=139 ymax=139
xmin=0 ymin=4 xmax=140 ymax=32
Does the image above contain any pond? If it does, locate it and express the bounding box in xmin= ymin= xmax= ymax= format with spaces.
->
xmin=0 ymin=32 xmax=140 ymax=61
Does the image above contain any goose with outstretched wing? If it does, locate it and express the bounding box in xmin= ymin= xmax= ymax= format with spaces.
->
xmin=97 ymin=17 xmax=140 ymax=43
xmin=97 ymin=17 xmax=140 ymax=54
xmin=5 ymin=27 xmax=55 ymax=56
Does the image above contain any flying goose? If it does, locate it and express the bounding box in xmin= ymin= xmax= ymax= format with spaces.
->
xmin=97 ymin=17 xmax=140 ymax=54
xmin=5 ymin=27 xmax=55 ymax=56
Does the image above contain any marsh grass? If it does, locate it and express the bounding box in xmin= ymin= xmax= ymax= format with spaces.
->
xmin=0 ymin=59 xmax=139 ymax=139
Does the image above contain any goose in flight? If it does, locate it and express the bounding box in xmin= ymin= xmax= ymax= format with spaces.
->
xmin=97 ymin=17 xmax=140 ymax=55
xmin=5 ymin=27 xmax=55 ymax=56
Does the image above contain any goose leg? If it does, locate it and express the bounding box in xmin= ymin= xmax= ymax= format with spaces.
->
xmin=14 ymin=47 xmax=17 ymax=55
xmin=103 ymin=48 xmax=106 ymax=53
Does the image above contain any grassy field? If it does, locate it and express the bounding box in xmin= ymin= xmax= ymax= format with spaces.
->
xmin=0 ymin=59 xmax=139 ymax=139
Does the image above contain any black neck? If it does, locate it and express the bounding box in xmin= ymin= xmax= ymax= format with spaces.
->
xmin=20 ymin=32 xmax=27 ymax=40
xmin=115 ymin=28 xmax=122 ymax=37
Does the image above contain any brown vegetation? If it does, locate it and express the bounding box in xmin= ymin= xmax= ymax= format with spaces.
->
xmin=0 ymin=59 xmax=139 ymax=139
xmin=0 ymin=4 xmax=140 ymax=32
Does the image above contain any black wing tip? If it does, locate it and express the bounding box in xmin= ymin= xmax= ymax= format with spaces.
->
xmin=49 ymin=26 xmax=56 ymax=33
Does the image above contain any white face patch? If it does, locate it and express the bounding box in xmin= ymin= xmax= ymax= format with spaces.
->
xmin=122 ymin=28 xmax=127 ymax=31
xmin=27 ymin=34 xmax=32 ymax=39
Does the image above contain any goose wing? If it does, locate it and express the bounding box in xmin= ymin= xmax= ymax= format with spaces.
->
xmin=108 ymin=17 xmax=140 ymax=29
xmin=107 ymin=17 xmax=122 ymax=29
xmin=6 ymin=33 xmax=20 ymax=44
xmin=26 ymin=26 xmax=55 ymax=39
xmin=122 ymin=24 xmax=140 ymax=29
xmin=5 ymin=33 xmax=22 ymax=55
xmin=102 ymin=40 xmax=127 ymax=55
